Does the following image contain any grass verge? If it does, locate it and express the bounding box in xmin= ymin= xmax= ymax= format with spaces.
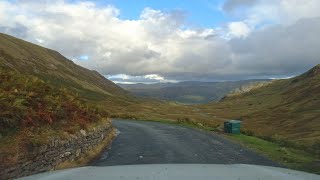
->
xmin=225 ymin=134 xmax=320 ymax=174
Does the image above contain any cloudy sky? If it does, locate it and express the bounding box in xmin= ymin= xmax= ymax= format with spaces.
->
xmin=1 ymin=0 xmax=320 ymax=83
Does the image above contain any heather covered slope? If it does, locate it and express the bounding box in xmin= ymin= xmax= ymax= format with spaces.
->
xmin=0 ymin=33 xmax=150 ymax=117
xmin=200 ymin=65 xmax=320 ymax=150
xmin=0 ymin=69 xmax=110 ymax=136
xmin=0 ymin=33 xmax=128 ymax=99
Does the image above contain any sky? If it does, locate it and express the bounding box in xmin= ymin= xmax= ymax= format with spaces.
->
xmin=1 ymin=0 xmax=320 ymax=84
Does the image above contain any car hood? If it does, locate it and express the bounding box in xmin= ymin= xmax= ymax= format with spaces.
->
xmin=18 ymin=164 xmax=319 ymax=180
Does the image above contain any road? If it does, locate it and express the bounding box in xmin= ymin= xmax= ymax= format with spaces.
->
xmin=91 ymin=119 xmax=280 ymax=167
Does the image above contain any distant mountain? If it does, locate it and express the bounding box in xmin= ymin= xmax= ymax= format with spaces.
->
xmin=201 ymin=64 xmax=320 ymax=151
xmin=119 ymin=80 xmax=270 ymax=104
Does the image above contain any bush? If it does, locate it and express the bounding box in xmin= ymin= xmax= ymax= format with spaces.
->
xmin=0 ymin=69 xmax=109 ymax=136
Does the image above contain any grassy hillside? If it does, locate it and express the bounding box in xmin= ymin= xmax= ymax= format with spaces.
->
xmin=0 ymin=33 xmax=129 ymax=99
xmin=119 ymin=80 xmax=269 ymax=104
xmin=0 ymin=33 xmax=145 ymax=116
xmin=199 ymin=65 xmax=320 ymax=153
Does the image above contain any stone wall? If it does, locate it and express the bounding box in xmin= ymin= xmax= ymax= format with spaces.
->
xmin=0 ymin=123 xmax=114 ymax=179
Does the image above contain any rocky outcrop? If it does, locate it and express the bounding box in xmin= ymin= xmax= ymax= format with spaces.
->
xmin=0 ymin=123 xmax=114 ymax=179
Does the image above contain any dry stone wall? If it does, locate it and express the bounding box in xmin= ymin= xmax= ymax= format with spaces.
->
xmin=0 ymin=123 xmax=113 ymax=179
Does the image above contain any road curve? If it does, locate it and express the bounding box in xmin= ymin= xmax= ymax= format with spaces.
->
xmin=91 ymin=119 xmax=280 ymax=167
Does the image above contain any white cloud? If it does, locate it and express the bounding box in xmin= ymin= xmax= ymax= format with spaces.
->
xmin=0 ymin=0 xmax=319 ymax=81
xmin=144 ymin=74 xmax=164 ymax=81
xmin=227 ymin=21 xmax=251 ymax=38
xmin=108 ymin=74 xmax=177 ymax=84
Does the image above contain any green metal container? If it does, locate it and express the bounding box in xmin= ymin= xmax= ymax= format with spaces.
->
xmin=224 ymin=120 xmax=241 ymax=134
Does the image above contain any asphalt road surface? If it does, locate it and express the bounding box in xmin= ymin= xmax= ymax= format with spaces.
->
xmin=91 ymin=119 xmax=280 ymax=167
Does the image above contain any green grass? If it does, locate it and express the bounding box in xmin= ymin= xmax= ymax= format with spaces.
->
xmin=226 ymin=134 xmax=319 ymax=174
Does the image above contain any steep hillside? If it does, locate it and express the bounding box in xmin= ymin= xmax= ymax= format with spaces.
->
xmin=200 ymin=65 xmax=320 ymax=150
xmin=0 ymin=33 xmax=128 ymax=100
xmin=0 ymin=34 xmax=120 ymax=172
xmin=119 ymin=80 xmax=269 ymax=104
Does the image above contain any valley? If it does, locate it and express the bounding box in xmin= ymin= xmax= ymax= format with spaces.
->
xmin=118 ymin=80 xmax=269 ymax=104
xmin=0 ymin=33 xmax=319 ymax=177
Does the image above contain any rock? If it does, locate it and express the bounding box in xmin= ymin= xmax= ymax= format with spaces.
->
xmin=39 ymin=145 xmax=47 ymax=153
xmin=50 ymin=138 xmax=55 ymax=148
xmin=69 ymin=134 xmax=78 ymax=140
xmin=54 ymin=140 xmax=60 ymax=147
xmin=80 ymin=129 xmax=87 ymax=136
xmin=75 ymin=149 xmax=81 ymax=157
xmin=197 ymin=123 xmax=204 ymax=127
xmin=63 ymin=152 xmax=72 ymax=157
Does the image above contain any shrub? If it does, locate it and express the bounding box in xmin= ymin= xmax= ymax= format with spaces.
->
xmin=0 ymin=69 xmax=109 ymax=136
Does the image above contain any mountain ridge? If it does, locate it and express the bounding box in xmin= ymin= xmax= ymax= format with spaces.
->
xmin=119 ymin=79 xmax=270 ymax=104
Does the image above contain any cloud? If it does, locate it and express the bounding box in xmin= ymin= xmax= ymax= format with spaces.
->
xmin=107 ymin=74 xmax=177 ymax=84
xmin=0 ymin=0 xmax=320 ymax=82
xmin=144 ymin=74 xmax=164 ymax=81
xmin=223 ymin=0 xmax=320 ymax=26
xmin=227 ymin=21 xmax=251 ymax=38
xmin=229 ymin=17 xmax=320 ymax=77
xmin=223 ymin=0 xmax=258 ymax=12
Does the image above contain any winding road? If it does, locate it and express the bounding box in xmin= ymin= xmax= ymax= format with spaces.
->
xmin=91 ymin=119 xmax=279 ymax=167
